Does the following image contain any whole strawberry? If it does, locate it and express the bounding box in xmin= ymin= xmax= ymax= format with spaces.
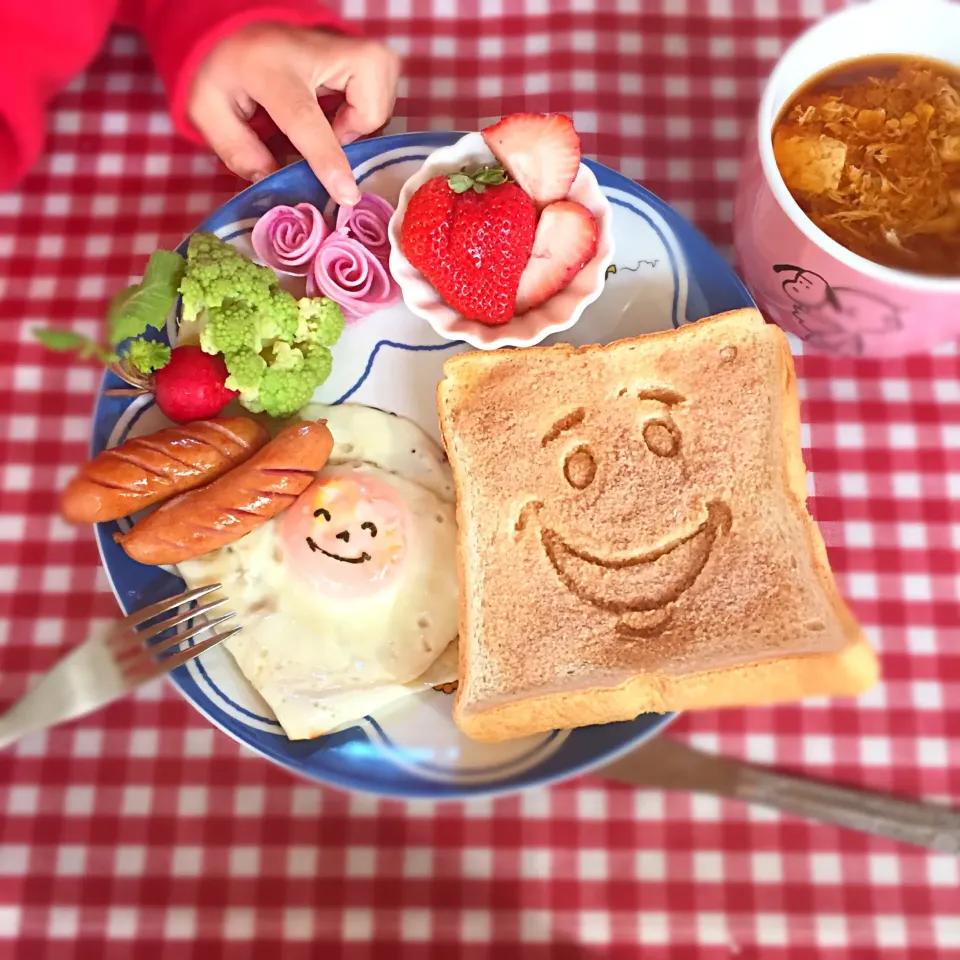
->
xmin=401 ymin=168 xmax=537 ymax=324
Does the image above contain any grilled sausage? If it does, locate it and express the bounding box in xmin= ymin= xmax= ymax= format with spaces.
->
xmin=114 ymin=420 xmax=334 ymax=565
xmin=61 ymin=418 xmax=270 ymax=524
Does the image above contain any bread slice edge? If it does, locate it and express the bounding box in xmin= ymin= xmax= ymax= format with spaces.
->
xmin=453 ymin=637 xmax=880 ymax=743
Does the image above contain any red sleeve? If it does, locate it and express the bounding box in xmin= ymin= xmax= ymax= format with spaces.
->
xmin=118 ymin=0 xmax=352 ymax=145
xmin=0 ymin=1 xmax=350 ymax=191
xmin=0 ymin=0 xmax=118 ymax=191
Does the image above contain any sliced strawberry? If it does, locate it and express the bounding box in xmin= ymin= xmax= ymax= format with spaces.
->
xmin=482 ymin=113 xmax=581 ymax=208
xmin=515 ymin=200 xmax=599 ymax=314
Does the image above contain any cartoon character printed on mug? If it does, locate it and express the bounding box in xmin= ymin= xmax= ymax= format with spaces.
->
xmin=773 ymin=265 xmax=903 ymax=355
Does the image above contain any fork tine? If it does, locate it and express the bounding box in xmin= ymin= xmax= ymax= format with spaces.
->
xmin=139 ymin=598 xmax=230 ymax=646
xmin=109 ymin=597 xmax=231 ymax=657
xmin=162 ymin=626 xmax=242 ymax=670
xmin=132 ymin=626 xmax=243 ymax=684
xmin=146 ymin=612 xmax=236 ymax=660
xmin=119 ymin=583 xmax=222 ymax=631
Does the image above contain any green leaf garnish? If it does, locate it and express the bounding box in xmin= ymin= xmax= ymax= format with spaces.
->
xmin=126 ymin=339 xmax=171 ymax=375
xmin=32 ymin=328 xmax=117 ymax=364
xmin=107 ymin=249 xmax=186 ymax=345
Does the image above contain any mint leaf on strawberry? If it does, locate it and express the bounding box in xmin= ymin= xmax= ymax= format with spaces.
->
xmin=32 ymin=328 xmax=117 ymax=364
xmin=107 ymin=249 xmax=186 ymax=345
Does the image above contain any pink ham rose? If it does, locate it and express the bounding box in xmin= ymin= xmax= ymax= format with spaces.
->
xmin=251 ymin=203 xmax=330 ymax=276
xmin=308 ymin=233 xmax=400 ymax=321
xmin=335 ymin=192 xmax=394 ymax=264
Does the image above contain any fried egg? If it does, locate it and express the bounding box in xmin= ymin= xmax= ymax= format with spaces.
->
xmin=177 ymin=405 xmax=460 ymax=739
xmin=301 ymin=402 xmax=455 ymax=503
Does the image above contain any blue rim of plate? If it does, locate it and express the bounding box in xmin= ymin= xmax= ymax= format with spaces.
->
xmin=92 ymin=131 xmax=754 ymax=799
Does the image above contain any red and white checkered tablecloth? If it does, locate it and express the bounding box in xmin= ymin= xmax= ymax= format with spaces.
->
xmin=2 ymin=1 xmax=959 ymax=956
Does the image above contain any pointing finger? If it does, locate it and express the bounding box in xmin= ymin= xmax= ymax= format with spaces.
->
xmin=255 ymin=72 xmax=361 ymax=206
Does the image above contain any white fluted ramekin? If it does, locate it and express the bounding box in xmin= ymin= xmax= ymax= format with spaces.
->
xmin=387 ymin=132 xmax=615 ymax=350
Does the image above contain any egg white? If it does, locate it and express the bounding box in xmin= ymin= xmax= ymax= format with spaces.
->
xmin=177 ymin=406 xmax=460 ymax=740
xmin=301 ymin=402 xmax=455 ymax=504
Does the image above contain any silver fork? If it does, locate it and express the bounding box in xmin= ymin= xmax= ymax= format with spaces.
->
xmin=0 ymin=583 xmax=240 ymax=751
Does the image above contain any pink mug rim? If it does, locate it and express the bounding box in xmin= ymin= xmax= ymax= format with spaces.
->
xmin=756 ymin=1 xmax=960 ymax=295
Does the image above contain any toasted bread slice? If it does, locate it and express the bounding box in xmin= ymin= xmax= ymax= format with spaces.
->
xmin=437 ymin=309 xmax=878 ymax=743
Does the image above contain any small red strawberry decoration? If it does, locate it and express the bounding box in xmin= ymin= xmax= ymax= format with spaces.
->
xmin=401 ymin=167 xmax=537 ymax=325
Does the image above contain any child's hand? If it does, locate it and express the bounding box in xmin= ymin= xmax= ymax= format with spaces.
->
xmin=189 ymin=24 xmax=400 ymax=205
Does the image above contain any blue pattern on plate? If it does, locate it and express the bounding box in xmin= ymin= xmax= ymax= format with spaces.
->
xmin=332 ymin=340 xmax=457 ymax=405
xmin=92 ymin=132 xmax=753 ymax=799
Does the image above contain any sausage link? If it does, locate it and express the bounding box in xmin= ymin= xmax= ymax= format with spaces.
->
xmin=61 ymin=417 xmax=270 ymax=523
xmin=115 ymin=420 xmax=334 ymax=565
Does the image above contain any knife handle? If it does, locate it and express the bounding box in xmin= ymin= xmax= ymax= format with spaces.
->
xmin=733 ymin=764 xmax=960 ymax=853
xmin=601 ymin=738 xmax=960 ymax=853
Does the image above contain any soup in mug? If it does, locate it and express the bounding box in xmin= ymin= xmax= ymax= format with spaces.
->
xmin=772 ymin=56 xmax=960 ymax=277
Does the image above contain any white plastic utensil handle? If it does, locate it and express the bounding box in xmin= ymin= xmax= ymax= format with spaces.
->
xmin=0 ymin=633 xmax=123 ymax=750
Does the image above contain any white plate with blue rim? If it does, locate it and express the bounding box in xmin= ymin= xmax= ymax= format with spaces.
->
xmin=92 ymin=131 xmax=753 ymax=799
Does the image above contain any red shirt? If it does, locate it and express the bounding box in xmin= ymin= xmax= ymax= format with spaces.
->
xmin=0 ymin=0 xmax=346 ymax=190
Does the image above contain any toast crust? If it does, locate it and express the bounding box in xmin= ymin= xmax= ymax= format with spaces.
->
xmin=438 ymin=309 xmax=879 ymax=743
xmin=454 ymin=637 xmax=879 ymax=742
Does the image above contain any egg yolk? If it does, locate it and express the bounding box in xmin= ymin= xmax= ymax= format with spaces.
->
xmin=282 ymin=474 xmax=409 ymax=598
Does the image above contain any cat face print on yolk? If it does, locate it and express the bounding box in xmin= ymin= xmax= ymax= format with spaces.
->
xmin=283 ymin=468 xmax=409 ymax=598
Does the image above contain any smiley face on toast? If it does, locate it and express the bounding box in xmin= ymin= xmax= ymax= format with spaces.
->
xmin=516 ymin=387 xmax=732 ymax=636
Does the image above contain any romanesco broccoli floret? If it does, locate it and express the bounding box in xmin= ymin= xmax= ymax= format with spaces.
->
xmin=198 ymin=290 xmax=299 ymax=357
xmin=179 ymin=233 xmax=276 ymax=324
xmin=260 ymin=287 xmax=300 ymax=343
xmin=296 ymin=297 xmax=345 ymax=346
xmin=301 ymin=341 xmax=333 ymax=382
xmin=199 ymin=301 xmax=262 ymax=356
xmin=267 ymin=341 xmax=305 ymax=372
xmin=222 ymin=349 xmax=267 ymax=407
xmin=179 ymin=233 xmax=345 ymax=418
xmin=255 ymin=341 xmax=333 ymax=418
